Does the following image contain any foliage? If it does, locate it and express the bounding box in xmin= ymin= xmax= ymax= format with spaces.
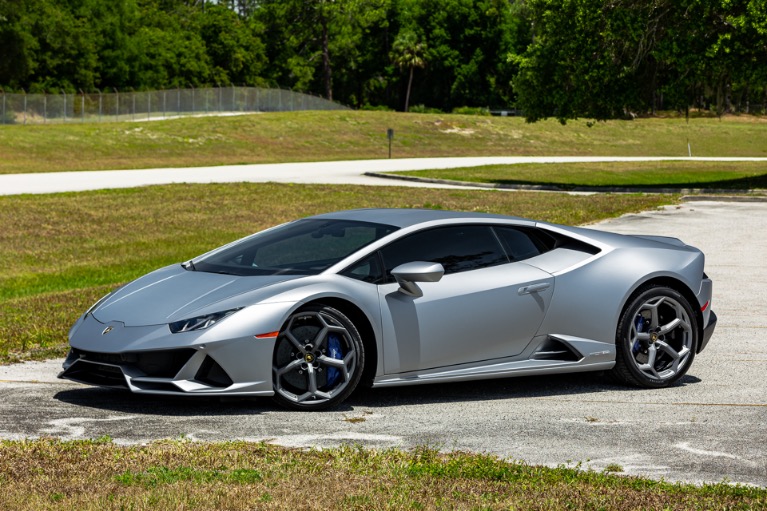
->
xmin=512 ymin=0 xmax=767 ymax=122
xmin=1 ymin=1 xmax=766 ymax=118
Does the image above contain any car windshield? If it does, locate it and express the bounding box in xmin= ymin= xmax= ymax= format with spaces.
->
xmin=192 ymin=219 xmax=398 ymax=276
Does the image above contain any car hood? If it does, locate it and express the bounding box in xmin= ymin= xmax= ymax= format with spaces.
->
xmin=91 ymin=264 xmax=303 ymax=326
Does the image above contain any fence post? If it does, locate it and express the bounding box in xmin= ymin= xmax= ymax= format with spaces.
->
xmin=163 ymin=90 xmax=166 ymax=119
xmin=1 ymin=89 xmax=5 ymax=125
xmin=80 ymin=89 xmax=85 ymax=122
xmin=191 ymin=85 xmax=195 ymax=114
xmin=177 ymin=88 xmax=180 ymax=116
xmin=115 ymin=88 xmax=119 ymax=121
xmin=131 ymin=88 xmax=136 ymax=121
xmin=98 ymin=89 xmax=102 ymax=122
xmin=62 ymin=90 xmax=67 ymax=123
xmin=148 ymin=91 xmax=151 ymax=120
xmin=218 ymin=85 xmax=222 ymax=112
xmin=22 ymin=89 xmax=26 ymax=125
xmin=44 ymin=92 xmax=47 ymax=124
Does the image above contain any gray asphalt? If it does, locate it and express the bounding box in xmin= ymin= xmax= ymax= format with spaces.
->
xmin=1 ymin=165 xmax=765 ymax=487
xmin=3 ymin=156 xmax=767 ymax=195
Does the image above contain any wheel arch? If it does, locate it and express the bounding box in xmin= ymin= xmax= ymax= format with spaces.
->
xmin=621 ymin=276 xmax=704 ymax=352
xmin=301 ymin=297 xmax=378 ymax=388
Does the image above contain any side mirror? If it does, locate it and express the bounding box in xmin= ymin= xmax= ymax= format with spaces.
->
xmin=390 ymin=261 xmax=444 ymax=297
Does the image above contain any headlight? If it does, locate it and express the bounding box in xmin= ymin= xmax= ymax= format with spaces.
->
xmin=168 ymin=308 xmax=243 ymax=334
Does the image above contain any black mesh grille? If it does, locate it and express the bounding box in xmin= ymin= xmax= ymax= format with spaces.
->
xmin=72 ymin=348 xmax=196 ymax=378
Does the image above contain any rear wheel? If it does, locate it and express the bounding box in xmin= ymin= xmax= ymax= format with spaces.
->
xmin=611 ymin=286 xmax=697 ymax=388
xmin=272 ymin=305 xmax=364 ymax=410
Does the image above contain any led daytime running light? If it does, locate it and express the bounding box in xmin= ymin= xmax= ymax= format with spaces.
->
xmin=169 ymin=308 xmax=242 ymax=334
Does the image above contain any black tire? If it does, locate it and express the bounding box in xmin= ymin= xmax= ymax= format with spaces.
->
xmin=611 ymin=285 xmax=698 ymax=388
xmin=272 ymin=304 xmax=364 ymax=410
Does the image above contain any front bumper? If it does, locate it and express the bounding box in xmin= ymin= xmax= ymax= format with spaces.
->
xmin=59 ymin=313 xmax=276 ymax=396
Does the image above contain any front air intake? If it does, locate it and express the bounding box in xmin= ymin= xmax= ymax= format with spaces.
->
xmin=194 ymin=355 xmax=233 ymax=387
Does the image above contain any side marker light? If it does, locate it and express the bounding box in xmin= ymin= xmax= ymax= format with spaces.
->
xmin=255 ymin=331 xmax=280 ymax=339
xmin=701 ymin=301 xmax=709 ymax=312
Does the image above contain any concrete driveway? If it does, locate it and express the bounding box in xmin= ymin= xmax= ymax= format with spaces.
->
xmin=1 ymin=198 xmax=765 ymax=486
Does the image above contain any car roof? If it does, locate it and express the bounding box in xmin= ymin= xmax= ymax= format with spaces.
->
xmin=309 ymin=208 xmax=530 ymax=229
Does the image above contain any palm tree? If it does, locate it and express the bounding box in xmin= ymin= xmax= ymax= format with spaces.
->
xmin=392 ymin=30 xmax=426 ymax=112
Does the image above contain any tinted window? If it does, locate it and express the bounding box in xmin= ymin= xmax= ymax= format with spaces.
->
xmin=380 ymin=225 xmax=508 ymax=279
xmin=341 ymin=254 xmax=384 ymax=284
xmin=194 ymin=219 xmax=398 ymax=276
xmin=494 ymin=227 xmax=543 ymax=261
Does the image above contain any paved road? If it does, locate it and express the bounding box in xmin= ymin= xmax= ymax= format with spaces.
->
xmin=1 ymin=199 xmax=765 ymax=486
xmin=3 ymin=156 xmax=767 ymax=195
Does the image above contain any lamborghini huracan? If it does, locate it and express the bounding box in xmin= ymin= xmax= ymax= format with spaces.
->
xmin=61 ymin=209 xmax=717 ymax=410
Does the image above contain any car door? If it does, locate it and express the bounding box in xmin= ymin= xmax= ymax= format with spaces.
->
xmin=375 ymin=225 xmax=554 ymax=374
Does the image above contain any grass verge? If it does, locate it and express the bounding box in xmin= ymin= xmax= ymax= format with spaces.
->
xmin=1 ymin=111 xmax=767 ymax=174
xmin=389 ymin=161 xmax=767 ymax=190
xmin=0 ymin=182 xmax=674 ymax=363
xmin=0 ymin=439 xmax=764 ymax=510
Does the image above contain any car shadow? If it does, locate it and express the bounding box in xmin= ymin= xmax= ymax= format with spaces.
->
xmin=53 ymin=387 xmax=267 ymax=416
xmin=54 ymin=372 xmax=702 ymax=415
xmin=344 ymin=372 xmax=702 ymax=409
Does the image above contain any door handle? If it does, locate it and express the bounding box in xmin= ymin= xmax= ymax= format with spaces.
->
xmin=518 ymin=283 xmax=551 ymax=295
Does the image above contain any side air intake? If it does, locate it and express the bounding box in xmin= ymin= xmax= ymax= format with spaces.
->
xmin=531 ymin=337 xmax=582 ymax=362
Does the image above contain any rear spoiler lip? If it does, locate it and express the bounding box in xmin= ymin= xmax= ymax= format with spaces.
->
xmin=629 ymin=234 xmax=687 ymax=248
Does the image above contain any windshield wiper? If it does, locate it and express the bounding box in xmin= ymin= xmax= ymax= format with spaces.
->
xmin=182 ymin=260 xmax=197 ymax=271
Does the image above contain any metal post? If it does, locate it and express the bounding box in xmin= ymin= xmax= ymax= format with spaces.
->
xmin=115 ymin=88 xmax=119 ymax=121
xmin=177 ymin=88 xmax=180 ymax=116
xmin=62 ymin=90 xmax=67 ymax=122
xmin=218 ymin=85 xmax=222 ymax=112
xmin=131 ymin=89 xmax=135 ymax=121
xmin=80 ymin=89 xmax=85 ymax=122
xmin=191 ymin=86 xmax=195 ymax=114
xmin=98 ymin=89 xmax=102 ymax=122
xmin=1 ymin=90 xmax=5 ymax=125
xmin=43 ymin=92 xmax=47 ymax=124
xmin=148 ymin=92 xmax=151 ymax=120
xmin=163 ymin=90 xmax=166 ymax=119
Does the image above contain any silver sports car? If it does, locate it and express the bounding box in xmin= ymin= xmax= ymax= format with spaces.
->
xmin=61 ymin=208 xmax=717 ymax=410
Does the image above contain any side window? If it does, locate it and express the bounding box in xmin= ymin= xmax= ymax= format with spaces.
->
xmin=494 ymin=227 xmax=544 ymax=262
xmin=380 ymin=225 xmax=508 ymax=280
xmin=340 ymin=254 xmax=384 ymax=284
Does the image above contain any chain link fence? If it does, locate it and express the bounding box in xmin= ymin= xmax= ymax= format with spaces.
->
xmin=0 ymin=86 xmax=348 ymax=125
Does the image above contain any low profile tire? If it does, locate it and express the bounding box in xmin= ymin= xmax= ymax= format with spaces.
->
xmin=611 ymin=285 xmax=698 ymax=388
xmin=272 ymin=305 xmax=364 ymax=410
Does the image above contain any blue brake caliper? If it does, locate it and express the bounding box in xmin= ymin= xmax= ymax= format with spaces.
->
xmin=632 ymin=316 xmax=645 ymax=354
xmin=325 ymin=334 xmax=343 ymax=386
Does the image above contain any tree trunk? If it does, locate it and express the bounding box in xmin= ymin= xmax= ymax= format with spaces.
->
xmin=321 ymin=17 xmax=332 ymax=101
xmin=404 ymin=66 xmax=414 ymax=112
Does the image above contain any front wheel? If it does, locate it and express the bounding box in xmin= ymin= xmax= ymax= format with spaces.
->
xmin=272 ymin=305 xmax=364 ymax=410
xmin=611 ymin=286 xmax=698 ymax=388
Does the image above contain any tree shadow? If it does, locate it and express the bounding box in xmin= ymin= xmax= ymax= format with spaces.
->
xmin=488 ymin=173 xmax=767 ymax=191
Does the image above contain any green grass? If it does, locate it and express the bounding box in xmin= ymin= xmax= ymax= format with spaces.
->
xmin=1 ymin=111 xmax=767 ymax=174
xmin=390 ymin=161 xmax=767 ymax=190
xmin=0 ymin=182 xmax=674 ymax=363
xmin=0 ymin=439 xmax=764 ymax=510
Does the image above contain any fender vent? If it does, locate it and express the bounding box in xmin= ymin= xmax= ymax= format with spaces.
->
xmin=531 ymin=337 xmax=582 ymax=362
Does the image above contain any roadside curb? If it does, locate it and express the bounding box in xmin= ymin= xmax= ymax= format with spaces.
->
xmin=364 ymin=172 xmax=767 ymax=199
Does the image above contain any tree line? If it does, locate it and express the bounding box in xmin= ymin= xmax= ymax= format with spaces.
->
xmin=1 ymin=0 xmax=765 ymax=122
